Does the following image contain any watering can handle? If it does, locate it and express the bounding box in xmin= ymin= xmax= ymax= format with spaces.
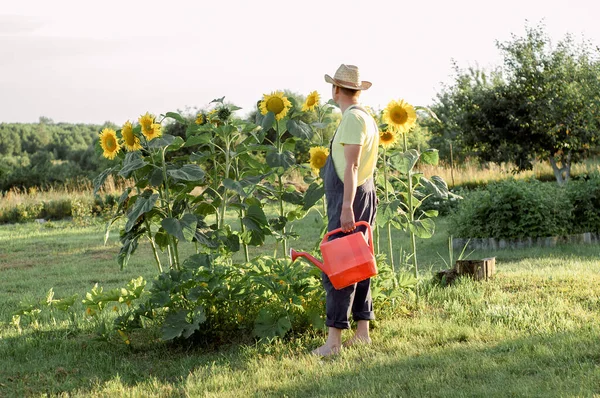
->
xmin=322 ymin=221 xmax=374 ymax=255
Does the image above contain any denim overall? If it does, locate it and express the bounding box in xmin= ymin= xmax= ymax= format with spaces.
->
xmin=322 ymin=105 xmax=378 ymax=329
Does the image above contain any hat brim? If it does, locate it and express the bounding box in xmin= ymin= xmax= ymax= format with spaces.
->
xmin=324 ymin=74 xmax=371 ymax=90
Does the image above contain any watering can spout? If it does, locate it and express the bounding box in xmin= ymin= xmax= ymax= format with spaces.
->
xmin=290 ymin=248 xmax=325 ymax=272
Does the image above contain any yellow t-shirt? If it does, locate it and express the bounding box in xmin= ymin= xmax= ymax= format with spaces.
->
xmin=331 ymin=104 xmax=379 ymax=185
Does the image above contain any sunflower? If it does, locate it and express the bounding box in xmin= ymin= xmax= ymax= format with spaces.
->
xmin=147 ymin=123 xmax=162 ymax=140
xmin=195 ymin=113 xmax=205 ymax=125
xmin=139 ymin=112 xmax=154 ymax=135
xmin=379 ymin=130 xmax=398 ymax=148
xmin=121 ymin=121 xmax=142 ymax=151
xmin=99 ymin=128 xmax=121 ymax=159
xmin=302 ymin=91 xmax=320 ymax=112
xmin=382 ymin=99 xmax=417 ymax=133
xmin=309 ymin=146 xmax=329 ymax=172
xmin=207 ymin=109 xmax=221 ymax=126
xmin=259 ymin=91 xmax=292 ymax=121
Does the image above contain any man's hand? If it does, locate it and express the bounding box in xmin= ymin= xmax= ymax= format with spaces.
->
xmin=340 ymin=206 xmax=355 ymax=233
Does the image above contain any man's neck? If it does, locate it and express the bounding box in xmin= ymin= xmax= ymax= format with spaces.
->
xmin=339 ymin=99 xmax=359 ymax=113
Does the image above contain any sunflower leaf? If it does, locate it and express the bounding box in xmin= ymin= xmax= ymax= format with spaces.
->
xmin=242 ymin=205 xmax=270 ymax=246
xmin=390 ymin=150 xmax=419 ymax=175
xmin=162 ymin=214 xmax=197 ymax=242
xmin=266 ymin=151 xmax=295 ymax=170
xmin=93 ymin=167 xmax=115 ymax=195
xmin=148 ymin=134 xmax=177 ymax=149
xmin=282 ymin=191 xmax=303 ymax=205
xmin=125 ymin=192 xmax=159 ymax=232
xmin=184 ymin=133 xmax=212 ymax=147
xmin=420 ymin=176 xmax=450 ymax=199
xmin=286 ymin=119 xmax=313 ymax=140
xmin=164 ymin=112 xmax=187 ymax=124
xmin=302 ymin=182 xmax=324 ymax=210
xmin=149 ymin=168 xmax=164 ymax=187
xmin=119 ymin=153 xmax=147 ymax=178
xmin=421 ymin=149 xmax=439 ymax=166
xmin=409 ymin=218 xmax=435 ymax=239
xmin=165 ymin=136 xmax=185 ymax=152
xmin=223 ymin=178 xmax=247 ymax=198
xmin=261 ymin=112 xmax=275 ymax=131
xmin=167 ymin=164 xmax=205 ymax=182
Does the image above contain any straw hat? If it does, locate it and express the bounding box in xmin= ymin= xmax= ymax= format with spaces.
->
xmin=324 ymin=64 xmax=372 ymax=91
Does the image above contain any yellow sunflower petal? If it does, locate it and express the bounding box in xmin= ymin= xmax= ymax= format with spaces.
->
xmin=382 ymin=99 xmax=417 ymax=133
xmin=146 ymin=123 xmax=162 ymax=141
xmin=99 ymin=128 xmax=121 ymax=160
xmin=259 ymin=91 xmax=292 ymax=121
xmin=309 ymin=146 xmax=329 ymax=171
xmin=138 ymin=112 xmax=154 ymax=138
xmin=121 ymin=121 xmax=142 ymax=151
xmin=302 ymin=91 xmax=320 ymax=112
xmin=379 ymin=130 xmax=398 ymax=148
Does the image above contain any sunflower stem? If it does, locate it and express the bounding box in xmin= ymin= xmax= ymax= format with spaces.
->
xmin=275 ymin=119 xmax=287 ymax=256
xmin=404 ymin=132 xmax=419 ymax=303
xmin=383 ymin=148 xmax=397 ymax=287
xmin=161 ymin=147 xmax=179 ymax=270
xmin=145 ymin=218 xmax=163 ymax=274
xmin=240 ymin=206 xmax=250 ymax=263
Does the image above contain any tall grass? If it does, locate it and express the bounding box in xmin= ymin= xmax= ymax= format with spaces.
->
xmin=0 ymin=176 xmax=125 ymax=211
xmin=420 ymin=158 xmax=600 ymax=188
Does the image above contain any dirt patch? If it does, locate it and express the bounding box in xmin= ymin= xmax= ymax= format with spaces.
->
xmin=86 ymin=249 xmax=117 ymax=261
xmin=0 ymin=258 xmax=36 ymax=270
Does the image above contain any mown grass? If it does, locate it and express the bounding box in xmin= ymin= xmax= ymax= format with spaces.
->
xmin=1 ymin=213 xmax=599 ymax=397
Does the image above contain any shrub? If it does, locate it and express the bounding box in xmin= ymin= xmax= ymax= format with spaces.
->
xmin=566 ymin=173 xmax=600 ymax=234
xmin=42 ymin=199 xmax=72 ymax=220
xmin=449 ymin=179 xmax=572 ymax=239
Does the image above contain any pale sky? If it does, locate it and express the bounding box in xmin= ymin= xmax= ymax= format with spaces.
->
xmin=1 ymin=0 xmax=599 ymax=124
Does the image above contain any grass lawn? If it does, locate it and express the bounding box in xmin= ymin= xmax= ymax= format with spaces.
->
xmin=1 ymin=213 xmax=599 ymax=397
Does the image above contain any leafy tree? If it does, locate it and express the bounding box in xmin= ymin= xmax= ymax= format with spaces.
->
xmin=427 ymin=24 xmax=600 ymax=185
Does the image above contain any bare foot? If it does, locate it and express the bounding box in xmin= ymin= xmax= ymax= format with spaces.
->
xmin=342 ymin=335 xmax=372 ymax=348
xmin=311 ymin=343 xmax=341 ymax=357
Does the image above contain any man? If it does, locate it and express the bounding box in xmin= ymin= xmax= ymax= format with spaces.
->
xmin=313 ymin=64 xmax=379 ymax=356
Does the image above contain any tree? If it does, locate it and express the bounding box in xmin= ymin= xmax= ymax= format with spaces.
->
xmin=424 ymin=64 xmax=504 ymax=164
xmin=428 ymin=24 xmax=600 ymax=185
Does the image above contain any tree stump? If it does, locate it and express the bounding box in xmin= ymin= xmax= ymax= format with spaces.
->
xmin=455 ymin=257 xmax=496 ymax=281
xmin=436 ymin=257 xmax=496 ymax=285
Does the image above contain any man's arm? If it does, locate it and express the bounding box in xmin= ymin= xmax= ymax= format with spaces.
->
xmin=340 ymin=144 xmax=362 ymax=233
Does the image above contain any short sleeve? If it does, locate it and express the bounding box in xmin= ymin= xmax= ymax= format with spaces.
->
xmin=338 ymin=111 xmax=366 ymax=145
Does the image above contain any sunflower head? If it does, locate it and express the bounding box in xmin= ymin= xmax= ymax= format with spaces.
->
xmin=121 ymin=121 xmax=142 ymax=151
xmin=217 ymin=107 xmax=231 ymax=121
xmin=259 ymin=91 xmax=292 ymax=121
xmin=379 ymin=130 xmax=398 ymax=149
xmin=302 ymin=91 xmax=320 ymax=112
xmin=145 ymin=123 xmax=162 ymax=141
xmin=99 ymin=128 xmax=121 ymax=159
xmin=382 ymin=99 xmax=417 ymax=133
xmin=309 ymin=146 xmax=329 ymax=172
xmin=139 ymin=112 xmax=154 ymax=135
xmin=207 ymin=109 xmax=222 ymax=126
xmin=195 ymin=113 xmax=205 ymax=125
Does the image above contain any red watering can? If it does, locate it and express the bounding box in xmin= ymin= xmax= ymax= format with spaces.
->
xmin=290 ymin=221 xmax=377 ymax=289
